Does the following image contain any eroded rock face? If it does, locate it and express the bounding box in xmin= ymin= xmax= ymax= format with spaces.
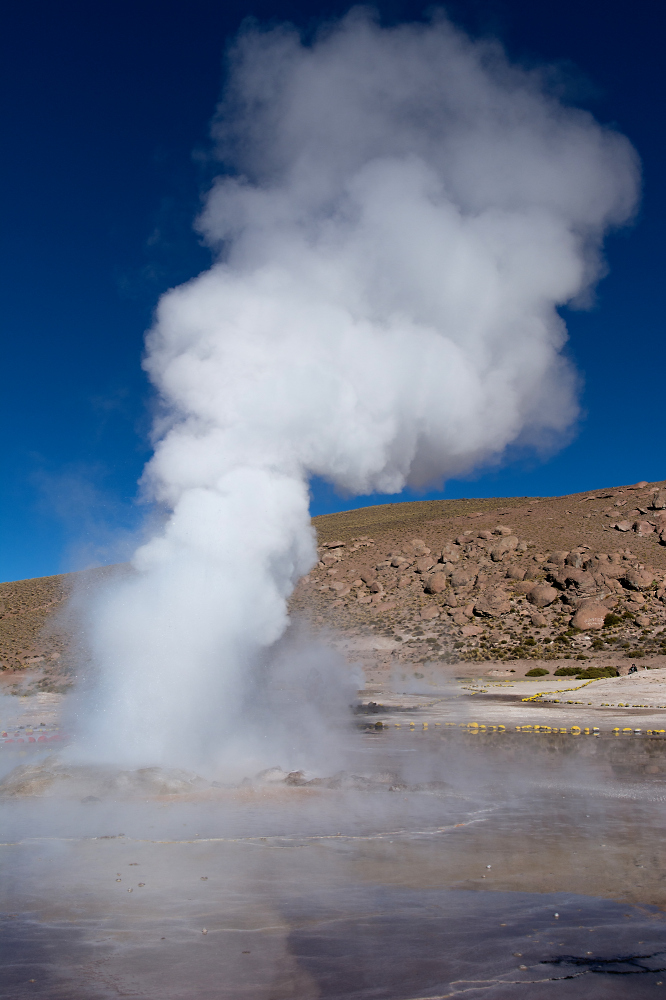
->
xmin=571 ymin=602 xmax=608 ymax=630
xmin=527 ymin=584 xmax=558 ymax=608
xmin=474 ymin=589 xmax=511 ymax=617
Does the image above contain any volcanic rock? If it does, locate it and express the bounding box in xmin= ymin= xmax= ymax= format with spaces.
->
xmin=633 ymin=520 xmax=655 ymax=536
xmin=527 ymin=584 xmax=558 ymax=608
xmin=490 ymin=535 xmax=519 ymax=561
xmin=621 ymin=568 xmax=654 ymax=590
xmin=451 ymin=568 xmax=476 ymax=588
xmin=474 ymin=589 xmax=511 ymax=617
xmin=615 ymin=520 xmax=633 ymax=532
xmin=424 ymin=572 xmax=447 ymax=594
xmin=506 ymin=565 xmax=526 ymax=581
xmin=651 ymin=491 xmax=666 ymax=510
xmin=529 ymin=611 xmax=548 ymax=627
xmin=414 ymin=555 xmax=436 ymax=573
xmin=571 ymin=601 xmax=607 ymax=630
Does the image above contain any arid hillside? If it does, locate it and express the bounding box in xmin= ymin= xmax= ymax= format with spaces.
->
xmin=2 ymin=479 xmax=666 ymax=693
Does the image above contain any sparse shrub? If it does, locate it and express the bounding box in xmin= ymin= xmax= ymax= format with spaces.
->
xmin=554 ymin=666 xmax=580 ymax=676
xmin=604 ymin=613 xmax=622 ymax=627
xmin=575 ymin=666 xmax=619 ymax=679
xmin=525 ymin=667 xmax=549 ymax=676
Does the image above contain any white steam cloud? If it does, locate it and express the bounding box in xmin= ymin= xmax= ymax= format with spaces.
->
xmin=75 ymin=11 xmax=639 ymax=769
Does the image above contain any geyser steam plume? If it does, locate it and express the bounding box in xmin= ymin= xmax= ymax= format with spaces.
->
xmin=76 ymin=11 xmax=639 ymax=769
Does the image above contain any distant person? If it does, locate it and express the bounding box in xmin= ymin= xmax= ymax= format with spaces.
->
xmin=628 ymin=664 xmax=638 ymax=674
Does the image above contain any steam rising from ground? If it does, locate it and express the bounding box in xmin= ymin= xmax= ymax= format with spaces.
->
xmin=74 ymin=11 xmax=638 ymax=770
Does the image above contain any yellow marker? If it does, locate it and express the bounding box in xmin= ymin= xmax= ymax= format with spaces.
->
xmin=395 ymin=723 xmax=401 ymax=727
xmin=612 ymin=727 xmax=620 ymax=733
xmin=559 ymin=728 xmax=567 ymax=734
xmin=571 ymin=726 xmax=581 ymax=734
xmin=498 ymin=725 xmax=505 ymax=731
xmin=515 ymin=726 xmax=521 ymax=731
xmin=584 ymin=728 xmax=590 ymax=735
xmin=622 ymin=728 xmax=632 ymax=733
xmin=423 ymin=723 xmax=428 ymax=729
xmin=435 ymin=723 xmax=441 ymax=727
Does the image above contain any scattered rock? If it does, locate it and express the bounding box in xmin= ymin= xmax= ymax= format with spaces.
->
xmin=547 ymin=551 xmax=569 ymax=565
xmin=650 ymin=491 xmax=666 ymax=510
xmin=506 ymin=565 xmax=526 ymax=581
xmin=571 ymin=602 xmax=607 ymax=630
xmin=621 ymin=568 xmax=654 ymax=591
xmin=478 ymin=530 xmax=493 ymax=540
xmin=360 ymin=569 xmax=377 ymax=585
xmin=633 ymin=521 xmax=655 ymax=536
xmin=527 ymin=584 xmax=558 ymax=608
xmin=450 ymin=568 xmax=476 ymax=588
xmin=490 ymin=536 xmax=519 ymax=562
xmin=424 ymin=573 xmax=448 ymax=595
xmin=461 ymin=625 xmax=482 ymax=637
xmin=529 ymin=611 xmax=548 ymax=627
xmin=442 ymin=591 xmax=458 ymax=607
xmin=419 ymin=607 xmax=439 ymax=621
xmin=474 ymin=589 xmax=511 ymax=617
xmin=635 ymin=615 xmax=651 ymax=628
xmin=615 ymin=520 xmax=633 ymax=532
xmin=414 ymin=555 xmax=436 ymax=573
xmin=628 ymin=481 xmax=649 ymax=489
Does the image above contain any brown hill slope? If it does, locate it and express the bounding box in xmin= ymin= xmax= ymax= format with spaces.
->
xmin=2 ymin=480 xmax=666 ymax=693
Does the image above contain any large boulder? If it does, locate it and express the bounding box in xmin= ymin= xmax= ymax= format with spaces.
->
xmin=414 ymin=555 xmax=436 ymax=573
xmin=506 ymin=564 xmax=526 ymax=580
xmin=571 ymin=602 xmax=608 ymax=630
xmin=549 ymin=567 xmax=596 ymax=593
xmin=490 ymin=536 xmax=519 ymax=562
xmin=424 ymin=572 xmax=448 ymax=594
xmin=527 ymin=584 xmax=558 ymax=608
xmin=621 ymin=568 xmax=654 ymax=591
xmin=451 ymin=567 xmax=476 ymax=588
xmin=650 ymin=491 xmax=666 ymax=510
xmin=474 ymin=589 xmax=511 ymax=617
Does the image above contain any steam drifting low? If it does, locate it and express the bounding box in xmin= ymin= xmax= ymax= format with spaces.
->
xmin=76 ymin=11 xmax=639 ymax=769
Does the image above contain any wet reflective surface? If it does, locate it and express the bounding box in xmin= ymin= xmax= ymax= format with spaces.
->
xmin=2 ymin=730 xmax=666 ymax=998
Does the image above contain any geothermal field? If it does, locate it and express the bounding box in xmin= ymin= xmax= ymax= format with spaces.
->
xmin=2 ymin=483 xmax=666 ymax=998
xmin=2 ymin=8 xmax=661 ymax=998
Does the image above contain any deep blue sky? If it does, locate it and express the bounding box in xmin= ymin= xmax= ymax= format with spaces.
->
xmin=1 ymin=0 xmax=664 ymax=582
